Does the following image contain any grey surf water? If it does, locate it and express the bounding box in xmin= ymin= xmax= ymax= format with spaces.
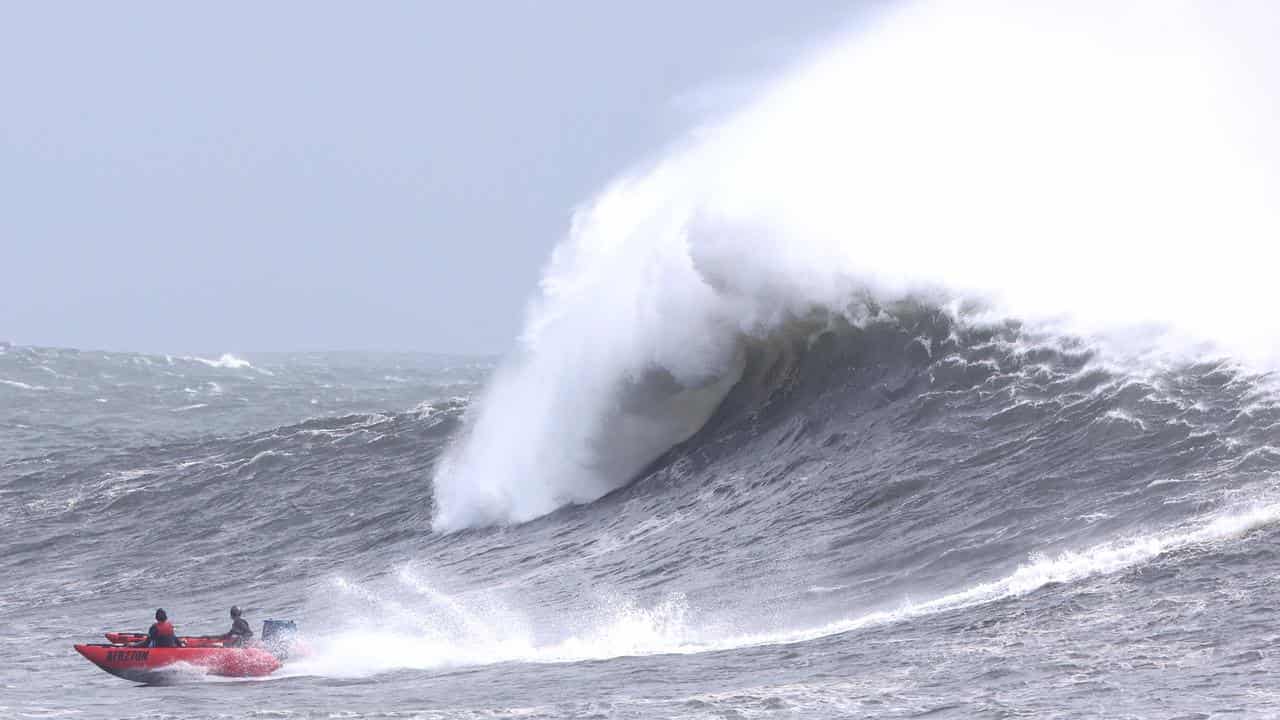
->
xmin=4 ymin=317 xmax=1280 ymax=718
xmin=6 ymin=1 xmax=1280 ymax=717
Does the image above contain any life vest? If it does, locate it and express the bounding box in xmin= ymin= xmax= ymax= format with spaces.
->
xmin=152 ymin=620 xmax=178 ymax=646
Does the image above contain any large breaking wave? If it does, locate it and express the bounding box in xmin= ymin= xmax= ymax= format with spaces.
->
xmin=432 ymin=0 xmax=1280 ymax=531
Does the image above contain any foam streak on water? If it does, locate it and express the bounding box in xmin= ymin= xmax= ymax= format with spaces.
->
xmin=296 ymin=495 xmax=1280 ymax=679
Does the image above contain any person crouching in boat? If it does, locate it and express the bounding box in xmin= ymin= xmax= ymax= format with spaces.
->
xmin=133 ymin=608 xmax=184 ymax=647
xmin=222 ymin=606 xmax=254 ymax=647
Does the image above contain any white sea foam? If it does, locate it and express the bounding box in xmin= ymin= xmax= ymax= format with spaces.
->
xmin=434 ymin=0 xmax=1280 ymax=530
xmin=300 ymin=499 xmax=1280 ymax=678
xmin=171 ymin=403 xmax=209 ymax=412
xmin=289 ymin=571 xmax=698 ymax=678
xmin=724 ymin=497 xmax=1280 ymax=650
xmin=190 ymin=353 xmax=253 ymax=370
xmin=0 ymin=378 xmax=47 ymax=391
xmin=1101 ymin=409 xmax=1147 ymax=431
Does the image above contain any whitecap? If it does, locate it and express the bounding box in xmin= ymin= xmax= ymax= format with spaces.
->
xmin=0 ymin=378 xmax=47 ymax=391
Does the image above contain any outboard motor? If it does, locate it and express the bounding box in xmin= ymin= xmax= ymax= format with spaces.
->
xmin=261 ymin=619 xmax=299 ymax=659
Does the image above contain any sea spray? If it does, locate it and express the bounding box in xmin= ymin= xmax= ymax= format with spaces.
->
xmin=433 ymin=0 xmax=1280 ymax=530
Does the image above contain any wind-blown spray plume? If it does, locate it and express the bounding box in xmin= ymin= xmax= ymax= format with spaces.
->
xmin=432 ymin=0 xmax=1280 ymax=531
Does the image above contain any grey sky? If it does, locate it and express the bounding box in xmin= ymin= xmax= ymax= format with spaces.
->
xmin=2 ymin=1 xmax=867 ymax=355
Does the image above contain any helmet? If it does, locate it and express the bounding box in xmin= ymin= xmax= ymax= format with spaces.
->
xmin=230 ymin=606 xmax=241 ymax=617
xmin=155 ymin=608 xmax=167 ymax=622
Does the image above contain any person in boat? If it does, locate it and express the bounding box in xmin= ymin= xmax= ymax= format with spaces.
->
xmin=222 ymin=606 xmax=254 ymax=647
xmin=133 ymin=608 xmax=184 ymax=647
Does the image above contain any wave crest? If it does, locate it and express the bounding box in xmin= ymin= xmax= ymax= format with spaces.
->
xmin=432 ymin=0 xmax=1280 ymax=530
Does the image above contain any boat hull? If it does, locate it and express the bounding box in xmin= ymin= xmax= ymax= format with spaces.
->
xmin=74 ymin=644 xmax=280 ymax=683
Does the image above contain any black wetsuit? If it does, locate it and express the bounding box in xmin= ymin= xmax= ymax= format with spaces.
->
xmin=225 ymin=617 xmax=253 ymax=646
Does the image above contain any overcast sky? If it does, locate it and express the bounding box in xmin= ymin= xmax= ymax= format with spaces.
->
xmin=2 ymin=1 xmax=869 ymax=355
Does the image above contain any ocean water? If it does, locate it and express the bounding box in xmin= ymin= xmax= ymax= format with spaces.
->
xmin=6 ymin=1 xmax=1280 ymax=718
xmin=6 ymin=324 xmax=1280 ymax=719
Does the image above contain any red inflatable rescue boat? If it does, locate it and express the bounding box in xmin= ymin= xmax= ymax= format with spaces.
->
xmin=77 ymin=620 xmax=300 ymax=683
xmin=74 ymin=643 xmax=280 ymax=683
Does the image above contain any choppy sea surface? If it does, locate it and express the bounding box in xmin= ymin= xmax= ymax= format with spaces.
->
xmin=4 ymin=326 xmax=1280 ymax=719
xmin=7 ymin=1 xmax=1280 ymax=717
